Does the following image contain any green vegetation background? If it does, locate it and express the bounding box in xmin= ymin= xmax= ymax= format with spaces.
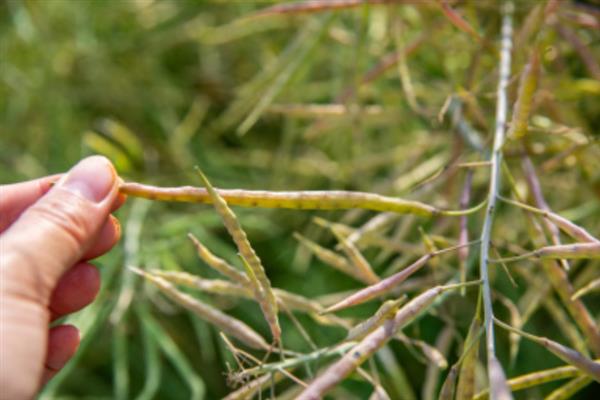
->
xmin=1 ymin=1 xmax=599 ymax=399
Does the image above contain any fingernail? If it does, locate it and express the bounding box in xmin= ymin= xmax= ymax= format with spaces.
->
xmin=60 ymin=156 xmax=116 ymax=203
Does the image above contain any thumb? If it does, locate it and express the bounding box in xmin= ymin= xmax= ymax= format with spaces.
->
xmin=1 ymin=156 xmax=119 ymax=304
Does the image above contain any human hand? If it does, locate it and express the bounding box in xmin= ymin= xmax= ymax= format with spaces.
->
xmin=0 ymin=156 xmax=124 ymax=399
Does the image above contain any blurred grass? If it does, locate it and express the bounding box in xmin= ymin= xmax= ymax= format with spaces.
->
xmin=1 ymin=0 xmax=599 ymax=399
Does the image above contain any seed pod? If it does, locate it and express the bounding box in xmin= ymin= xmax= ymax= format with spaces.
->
xmin=495 ymin=242 xmax=600 ymax=263
xmin=329 ymin=225 xmax=380 ymax=285
xmin=346 ymin=298 xmax=406 ymax=341
xmin=187 ymin=233 xmax=250 ymax=286
xmin=536 ymin=242 xmax=600 ymax=259
xmin=153 ymin=270 xmax=347 ymax=328
xmin=495 ymin=318 xmax=600 ymax=382
xmin=153 ymin=270 xmax=252 ymax=298
xmin=544 ymin=376 xmax=592 ymax=400
xmin=473 ymin=363 xmax=586 ymax=399
xmin=132 ymin=267 xmax=269 ymax=350
xmin=294 ymin=232 xmax=368 ymax=283
xmin=196 ymin=168 xmax=281 ymax=344
xmin=324 ymin=254 xmax=431 ymax=313
xmin=499 ymin=196 xmax=599 ymax=243
xmin=487 ymin=356 xmax=514 ymax=400
xmin=297 ymin=281 xmax=480 ymax=399
xmin=324 ymin=242 xmax=476 ymax=313
xmin=458 ymin=171 xmax=473 ymax=294
xmin=119 ymin=181 xmax=475 ymax=216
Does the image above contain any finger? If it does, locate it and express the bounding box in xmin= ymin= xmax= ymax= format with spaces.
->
xmin=1 ymin=156 xmax=119 ymax=304
xmin=1 ymin=175 xmax=126 ymax=234
xmin=0 ymin=175 xmax=59 ymax=232
xmin=113 ymin=192 xmax=127 ymax=212
xmin=41 ymin=325 xmax=80 ymax=385
xmin=49 ymin=263 xmax=101 ymax=321
xmin=82 ymin=215 xmax=122 ymax=261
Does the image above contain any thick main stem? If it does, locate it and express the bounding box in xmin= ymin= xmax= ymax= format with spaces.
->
xmin=479 ymin=3 xmax=513 ymax=399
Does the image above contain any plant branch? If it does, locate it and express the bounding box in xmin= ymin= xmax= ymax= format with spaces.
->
xmin=478 ymin=3 xmax=514 ymax=399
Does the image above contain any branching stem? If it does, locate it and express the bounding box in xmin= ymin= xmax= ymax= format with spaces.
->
xmin=479 ymin=3 xmax=513 ymax=399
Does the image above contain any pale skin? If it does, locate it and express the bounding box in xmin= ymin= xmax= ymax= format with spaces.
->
xmin=0 ymin=156 xmax=124 ymax=399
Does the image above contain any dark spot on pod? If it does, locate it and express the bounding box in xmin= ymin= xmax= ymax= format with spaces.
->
xmin=250 ymin=200 xmax=258 ymax=207
xmin=353 ymin=351 xmax=361 ymax=359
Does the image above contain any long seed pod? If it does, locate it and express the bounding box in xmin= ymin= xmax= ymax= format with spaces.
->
xmin=324 ymin=253 xmax=431 ymax=313
xmin=473 ymin=362 xmax=593 ymax=400
xmin=494 ymin=318 xmax=600 ymax=382
xmin=346 ymin=298 xmax=406 ymax=341
xmin=544 ymin=375 xmax=592 ymax=400
xmin=313 ymin=216 xmax=413 ymax=255
xmin=120 ymin=181 xmax=485 ymax=217
xmin=153 ymin=270 xmax=347 ymax=328
xmin=239 ymin=256 xmax=279 ymax=341
xmin=297 ymin=281 xmax=481 ymax=400
xmin=312 ymin=217 xmax=354 ymax=237
xmin=458 ymin=171 xmax=473 ymax=295
xmin=499 ymin=196 xmax=599 ymax=243
xmin=187 ymin=233 xmax=250 ymax=286
xmin=494 ymin=242 xmax=600 ymax=263
xmin=131 ymin=267 xmax=269 ymax=350
xmin=508 ymin=50 xmax=540 ymax=140
xmin=330 ymin=225 xmax=380 ymax=284
xmin=520 ymin=156 xmax=600 ymax=356
xmin=195 ymin=168 xmax=280 ymax=343
xmin=488 ymin=355 xmax=513 ymax=400
xmin=293 ymin=232 xmax=368 ymax=283
xmin=324 ymin=241 xmax=478 ymax=313
xmin=153 ymin=270 xmax=252 ymax=298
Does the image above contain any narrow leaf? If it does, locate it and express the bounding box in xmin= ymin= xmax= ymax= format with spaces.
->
xmin=508 ymin=50 xmax=540 ymax=139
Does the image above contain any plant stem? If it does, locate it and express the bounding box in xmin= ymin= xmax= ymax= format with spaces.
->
xmin=479 ymin=3 xmax=514 ymax=399
xmin=239 ymin=343 xmax=356 ymax=378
